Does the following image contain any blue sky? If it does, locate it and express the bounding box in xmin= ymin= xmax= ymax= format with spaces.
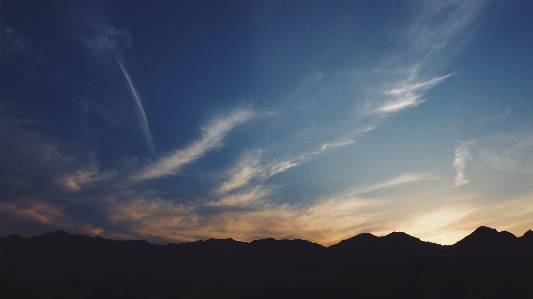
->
xmin=1 ymin=0 xmax=532 ymax=245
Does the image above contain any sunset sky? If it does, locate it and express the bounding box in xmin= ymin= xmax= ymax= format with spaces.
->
xmin=1 ymin=0 xmax=532 ymax=246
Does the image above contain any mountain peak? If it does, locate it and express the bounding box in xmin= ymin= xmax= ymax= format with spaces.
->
xmin=383 ymin=231 xmax=421 ymax=243
xmin=522 ymin=230 xmax=533 ymax=238
xmin=385 ymin=231 xmax=417 ymax=238
xmin=453 ymin=226 xmax=519 ymax=256
xmin=39 ymin=230 xmax=71 ymax=238
xmin=472 ymin=226 xmax=498 ymax=234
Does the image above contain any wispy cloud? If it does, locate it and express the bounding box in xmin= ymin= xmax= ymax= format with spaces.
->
xmin=132 ymin=110 xmax=253 ymax=181
xmin=265 ymin=138 xmax=356 ymax=178
xmin=347 ymin=172 xmax=438 ymax=196
xmin=55 ymin=165 xmax=115 ymax=193
xmin=407 ymin=0 xmax=489 ymax=56
xmin=116 ymin=60 xmax=154 ymax=151
xmin=453 ymin=140 xmax=476 ymax=187
xmin=71 ymin=9 xmax=156 ymax=149
xmin=374 ymin=73 xmax=452 ymax=114
xmin=364 ymin=0 xmax=487 ymax=117
xmin=207 ymin=186 xmax=272 ymax=207
xmin=479 ymin=133 xmax=533 ymax=173
xmin=214 ymin=137 xmax=356 ymax=195
xmin=478 ymin=108 xmax=511 ymax=126
xmin=73 ymin=10 xmax=131 ymax=62
xmin=216 ymin=151 xmax=263 ymax=194
xmin=315 ymin=139 xmax=356 ymax=154
xmin=0 ymin=199 xmax=104 ymax=237
xmin=103 ymin=186 xmax=383 ymax=245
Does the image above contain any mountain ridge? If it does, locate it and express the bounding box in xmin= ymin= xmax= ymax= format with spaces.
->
xmin=2 ymin=226 xmax=532 ymax=298
xmin=4 ymin=225 xmax=530 ymax=247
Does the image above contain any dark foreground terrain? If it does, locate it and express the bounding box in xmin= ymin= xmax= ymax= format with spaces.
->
xmin=1 ymin=226 xmax=532 ymax=298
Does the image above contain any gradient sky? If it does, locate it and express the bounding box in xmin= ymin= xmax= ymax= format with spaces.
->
xmin=1 ymin=0 xmax=532 ymax=246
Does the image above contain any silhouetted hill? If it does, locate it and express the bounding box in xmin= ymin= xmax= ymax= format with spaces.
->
xmin=451 ymin=226 xmax=529 ymax=258
xmin=2 ymin=227 xmax=532 ymax=298
xmin=329 ymin=231 xmax=443 ymax=263
xmin=522 ymin=229 xmax=533 ymax=243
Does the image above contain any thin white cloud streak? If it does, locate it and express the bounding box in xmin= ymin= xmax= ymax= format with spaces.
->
xmin=374 ymin=74 xmax=452 ymax=114
xmin=73 ymin=11 xmax=156 ymax=151
xmin=315 ymin=139 xmax=356 ymax=155
xmin=215 ymin=138 xmax=356 ymax=195
xmin=132 ymin=110 xmax=252 ymax=181
xmin=216 ymin=151 xmax=263 ymax=194
xmin=366 ymin=0 xmax=487 ymax=116
xmin=266 ymin=138 xmax=356 ymax=178
xmin=116 ymin=60 xmax=154 ymax=151
xmin=453 ymin=140 xmax=475 ymax=187
xmin=207 ymin=186 xmax=272 ymax=207
xmin=345 ymin=172 xmax=438 ymax=197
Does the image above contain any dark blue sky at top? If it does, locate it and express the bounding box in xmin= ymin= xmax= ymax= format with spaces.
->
xmin=1 ymin=0 xmax=532 ymax=245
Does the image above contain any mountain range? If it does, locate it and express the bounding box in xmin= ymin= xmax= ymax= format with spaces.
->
xmin=1 ymin=226 xmax=532 ymax=298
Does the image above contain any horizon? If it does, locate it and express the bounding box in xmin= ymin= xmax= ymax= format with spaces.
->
xmin=1 ymin=0 xmax=533 ymax=247
xmin=2 ymin=225 xmax=531 ymax=248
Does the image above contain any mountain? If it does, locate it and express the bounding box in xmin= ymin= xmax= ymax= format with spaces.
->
xmin=451 ymin=226 xmax=526 ymax=257
xmin=329 ymin=231 xmax=443 ymax=263
xmin=1 ymin=227 xmax=532 ymax=299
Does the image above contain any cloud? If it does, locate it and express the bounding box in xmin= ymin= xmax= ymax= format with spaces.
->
xmin=104 ymin=185 xmax=383 ymax=245
xmin=347 ymin=172 xmax=438 ymax=196
xmin=407 ymin=0 xmax=489 ymax=56
xmin=71 ymin=8 xmax=155 ymax=149
xmin=216 ymin=151 xmax=263 ymax=194
xmin=116 ymin=60 xmax=154 ymax=151
xmin=440 ymin=193 xmax=533 ymax=242
xmin=73 ymin=10 xmax=132 ymax=62
xmin=55 ymin=165 xmax=115 ymax=193
xmin=132 ymin=109 xmax=253 ymax=181
xmin=316 ymin=139 xmax=356 ymax=154
xmin=453 ymin=140 xmax=475 ymax=187
xmin=264 ymin=138 xmax=355 ymax=178
xmin=363 ymin=0 xmax=487 ymax=117
xmin=207 ymin=186 xmax=272 ymax=207
xmin=0 ymin=199 xmax=104 ymax=237
xmin=374 ymin=73 xmax=452 ymax=114
xmin=0 ymin=121 xmax=108 ymax=195
xmin=361 ymin=186 xmax=531 ymax=246
xmin=0 ymin=200 xmax=65 ymax=226
xmin=477 ymin=107 xmax=511 ymax=126
xmin=479 ymin=133 xmax=533 ymax=173
xmin=264 ymin=159 xmax=300 ymax=179
xmin=214 ymin=137 xmax=356 ymax=195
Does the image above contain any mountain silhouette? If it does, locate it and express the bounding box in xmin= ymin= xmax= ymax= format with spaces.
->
xmin=451 ymin=226 xmax=527 ymax=258
xmin=329 ymin=231 xmax=443 ymax=263
xmin=1 ymin=227 xmax=532 ymax=299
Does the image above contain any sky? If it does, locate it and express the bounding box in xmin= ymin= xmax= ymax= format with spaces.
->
xmin=1 ymin=0 xmax=532 ymax=246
